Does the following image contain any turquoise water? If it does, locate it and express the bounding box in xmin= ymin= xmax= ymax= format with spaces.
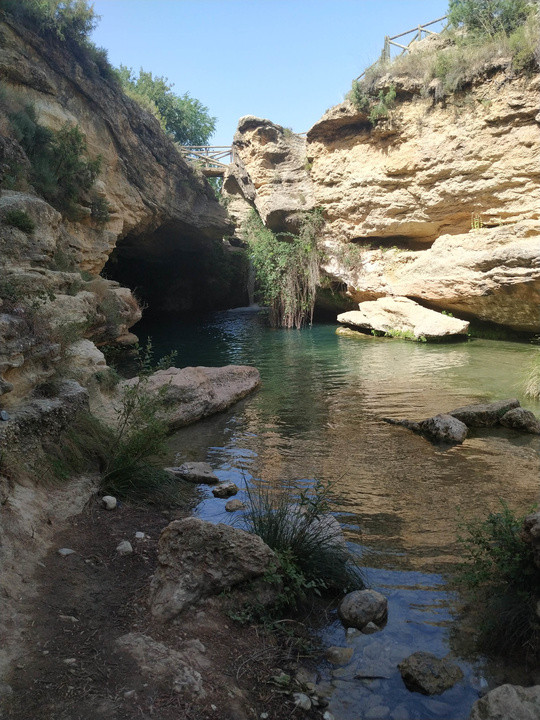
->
xmin=136 ymin=309 xmax=540 ymax=720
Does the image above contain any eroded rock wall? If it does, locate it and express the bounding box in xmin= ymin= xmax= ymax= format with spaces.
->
xmin=226 ymin=71 xmax=540 ymax=332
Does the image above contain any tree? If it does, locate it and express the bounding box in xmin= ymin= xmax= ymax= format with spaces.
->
xmin=117 ymin=66 xmax=216 ymax=146
xmin=447 ymin=0 xmax=535 ymax=36
xmin=1 ymin=0 xmax=99 ymax=42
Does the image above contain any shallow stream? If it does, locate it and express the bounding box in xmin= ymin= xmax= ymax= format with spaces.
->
xmin=137 ymin=309 xmax=539 ymax=720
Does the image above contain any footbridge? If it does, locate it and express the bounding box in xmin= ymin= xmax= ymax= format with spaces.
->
xmin=179 ymin=145 xmax=235 ymax=177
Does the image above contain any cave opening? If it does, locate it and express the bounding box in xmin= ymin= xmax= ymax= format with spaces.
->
xmin=102 ymin=222 xmax=249 ymax=319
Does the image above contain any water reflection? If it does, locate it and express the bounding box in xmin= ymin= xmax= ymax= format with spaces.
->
xmin=136 ymin=313 xmax=540 ymax=720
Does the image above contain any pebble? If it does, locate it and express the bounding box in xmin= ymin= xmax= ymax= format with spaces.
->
xmin=124 ymin=690 xmax=136 ymax=698
xmin=134 ymin=531 xmax=145 ymax=539
xmin=0 ymin=410 xmax=10 ymax=421
xmin=63 ymin=658 xmax=77 ymax=665
xmin=325 ymin=646 xmax=354 ymax=665
xmin=323 ymin=712 xmax=335 ymax=720
xmin=225 ymin=499 xmax=246 ymax=512
xmin=260 ymin=714 xmax=269 ymax=719
xmin=366 ymin=705 xmax=390 ymax=719
xmin=293 ymin=693 xmax=312 ymax=710
xmin=362 ymin=622 xmax=381 ymax=634
xmin=102 ymin=495 xmax=117 ymax=510
xmin=116 ymin=540 xmax=133 ymax=555
xmin=57 ymin=548 xmax=76 ymax=556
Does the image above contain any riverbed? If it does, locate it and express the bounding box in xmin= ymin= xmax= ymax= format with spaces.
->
xmin=136 ymin=309 xmax=539 ymax=720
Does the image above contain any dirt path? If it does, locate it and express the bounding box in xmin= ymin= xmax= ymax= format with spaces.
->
xmin=2 ymin=499 xmax=324 ymax=720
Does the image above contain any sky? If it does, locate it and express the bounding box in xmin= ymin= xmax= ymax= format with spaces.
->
xmin=91 ymin=0 xmax=449 ymax=146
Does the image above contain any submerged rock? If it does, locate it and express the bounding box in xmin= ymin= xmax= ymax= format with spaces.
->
xmin=149 ymin=517 xmax=275 ymax=621
xmin=338 ymin=589 xmax=388 ymax=630
xmin=166 ymin=462 xmax=219 ymax=484
xmin=499 ymin=407 xmax=540 ymax=434
xmin=419 ymin=414 xmax=468 ymax=444
xmin=325 ymin=647 xmax=354 ymax=665
xmin=398 ymin=651 xmax=463 ymax=695
xmin=337 ymin=296 xmax=469 ymax=340
xmin=449 ymin=398 xmax=520 ymax=427
xmin=468 ymin=684 xmax=540 ymax=720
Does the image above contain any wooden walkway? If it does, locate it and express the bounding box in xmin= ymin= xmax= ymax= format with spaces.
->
xmin=357 ymin=15 xmax=447 ymax=80
xmin=179 ymin=145 xmax=234 ymax=177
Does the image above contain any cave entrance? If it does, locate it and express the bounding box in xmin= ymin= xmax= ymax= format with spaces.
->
xmin=103 ymin=222 xmax=248 ymax=318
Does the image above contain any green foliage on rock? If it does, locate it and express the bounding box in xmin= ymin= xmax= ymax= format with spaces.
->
xmin=7 ymin=102 xmax=103 ymax=220
xmin=116 ymin=65 xmax=216 ymax=146
xmin=1 ymin=0 xmax=115 ymax=81
xmin=3 ymin=208 xmax=35 ymax=234
xmin=455 ymin=501 xmax=540 ymax=660
xmin=245 ymin=209 xmax=324 ymax=329
xmin=447 ymin=0 xmax=535 ymax=37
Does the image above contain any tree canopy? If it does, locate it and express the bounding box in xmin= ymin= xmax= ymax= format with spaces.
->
xmin=117 ymin=66 xmax=216 ymax=147
xmin=447 ymin=0 xmax=536 ymax=36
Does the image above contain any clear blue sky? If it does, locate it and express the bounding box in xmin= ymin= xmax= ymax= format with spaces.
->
xmin=91 ymin=1 xmax=449 ymax=146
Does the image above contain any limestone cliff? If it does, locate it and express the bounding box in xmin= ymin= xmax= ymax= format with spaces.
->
xmin=0 ymin=13 xmax=233 ymax=408
xmin=226 ymin=70 xmax=540 ymax=333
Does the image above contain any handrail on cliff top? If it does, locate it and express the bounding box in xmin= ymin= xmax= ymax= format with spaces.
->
xmin=356 ymin=15 xmax=448 ymax=81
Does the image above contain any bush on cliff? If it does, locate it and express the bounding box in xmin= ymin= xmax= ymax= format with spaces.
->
xmin=245 ymin=209 xmax=324 ymax=329
xmin=350 ymin=0 xmax=539 ymax=109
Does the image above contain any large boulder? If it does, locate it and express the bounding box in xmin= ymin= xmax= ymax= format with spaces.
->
xmin=398 ymin=651 xmax=463 ymax=695
xmin=419 ymin=414 xmax=468 ymax=444
xmin=127 ymin=365 xmax=261 ymax=430
xmin=338 ymin=297 xmax=469 ymax=340
xmin=149 ymin=518 xmax=276 ymax=622
xmin=468 ymin=684 xmax=540 ymax=720
xmin=499 ymin=408 xmax=540 ymax=435
xmin=449 ymin=398 xmax=520 ymax=427
xmin=338 ymin=589 xmax=388 ymax=630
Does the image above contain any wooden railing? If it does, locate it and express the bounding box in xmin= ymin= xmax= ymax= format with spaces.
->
xmin=179 ymin=145 xmax=234 ymax=177
xmin=356 ymin=15 xmax=447 ymax=80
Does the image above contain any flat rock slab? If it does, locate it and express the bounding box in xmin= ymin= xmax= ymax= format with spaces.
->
xmin=126 ymin=365 xmax=261 ymax=431
xmin=449 ymin=398 xmax=520 ymax=427
xmin=398 ymin=651 xmax=463 ymax=695
xmin=338 ymin=296 xmax=469 ymax=340
xmin=165 ymin=462 xmax=219 ymax=484
xmin=469 ymin=684 xmax=540 ymax=720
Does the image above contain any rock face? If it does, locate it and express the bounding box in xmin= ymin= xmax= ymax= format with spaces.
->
xmin=149 ymin=517 xmax=276 ymax=622
xmin=398 ymin=651 xmax=464 ymax=695
xmin=338 ymin=590 xmax=388 ymax=630
xmin=338 ymin=297 xmax=469 ymax=340
xmin=226 ymin=71 xmax=540 ymax=332
xmin=468 ymin=684 xmax=540 ymax=720
xmin=132 ymin=365 xmax=261 ymax=430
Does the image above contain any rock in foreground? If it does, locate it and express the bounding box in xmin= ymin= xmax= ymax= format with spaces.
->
xmin=499 ymin=408 xmax=540 ymax=435
xmin=149 ymin=518 xmax=275 ymax=622
xmin=398 ymin=651 xmax=463 ymax=695
xmin=469 ymin=684 xmax=540 ymax=720
xmin=338 ymin=297 xmax=469 ymax=340
xmin=338 ymin=590 xmax=388 ymax=630
xmin=130 ymin=365 xmax=261 ymax=430
xmin=419 ymin=414 xmax=468 ymax=444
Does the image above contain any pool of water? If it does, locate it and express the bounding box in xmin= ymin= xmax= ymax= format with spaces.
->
xmin=136 ymin=309 xmax=540 ymax=720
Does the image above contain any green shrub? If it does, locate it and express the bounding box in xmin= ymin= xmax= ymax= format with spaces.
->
xmin=8 ymin=104 xmax=102 ymax=218
xmin=242 ymin=479 xmax=365 ymax=613
xmin=448 ymin=0 xmax=535 ymax=37
xmin=524 ymin=350 xmax=540 ymax=400
xmin=3 ymin=208 xmax=35 ymax=234
xmin=455 ymin=501 xmax=540 ymax=659
xmin=245 ymin=209 xmax=324 ymax=329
